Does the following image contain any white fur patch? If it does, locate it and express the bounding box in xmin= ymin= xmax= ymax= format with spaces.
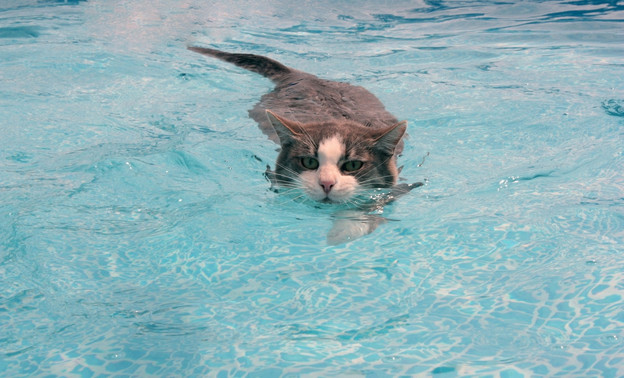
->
xmin=300 ymin=136 xmax=359 ymax=202
xmin=318 ymin=136 xmax=344 ymax=166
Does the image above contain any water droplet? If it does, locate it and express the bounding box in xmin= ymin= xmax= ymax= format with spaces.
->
xmin=383 ymin=355 xmax=401 ymax=362
xmin=600 ymin=334 xmax=619 ymax=345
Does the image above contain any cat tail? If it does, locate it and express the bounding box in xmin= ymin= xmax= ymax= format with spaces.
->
xmin=188 ymin=46 xmax=292 ymax=82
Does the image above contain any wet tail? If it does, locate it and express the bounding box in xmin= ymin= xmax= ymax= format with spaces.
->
xmin=188 ymin=46 xmax=292 ymax=82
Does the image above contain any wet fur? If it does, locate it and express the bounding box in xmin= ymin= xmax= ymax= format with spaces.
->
xmin=188 ymin=46 xmax=407 ymax=203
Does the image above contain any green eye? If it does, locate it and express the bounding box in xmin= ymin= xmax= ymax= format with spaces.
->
xmin=300 ymin=157 xmax=319 ymax=170
xmin=342 ymin=160 xmax=363 ymax=172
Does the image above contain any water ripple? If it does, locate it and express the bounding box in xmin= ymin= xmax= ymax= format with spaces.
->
xmin=602 ymin=99 xmax=624 ymax=117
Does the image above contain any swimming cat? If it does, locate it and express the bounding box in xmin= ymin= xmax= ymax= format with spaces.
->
xmin=188 ymin=46 xmax=419 ymax=203
xmin=188 ymin=46 xmax=422 ymax=242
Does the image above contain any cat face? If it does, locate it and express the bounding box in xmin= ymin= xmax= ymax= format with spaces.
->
xmin=267 ymin=111 xmax=406 ymax=204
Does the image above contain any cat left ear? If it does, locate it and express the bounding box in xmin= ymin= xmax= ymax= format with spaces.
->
xmin=374 ymin=121 xmax=407 ymax=153
xmin=266 ymin=110 xmax=302 ymax=143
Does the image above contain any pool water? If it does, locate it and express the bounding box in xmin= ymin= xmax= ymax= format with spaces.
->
xmin=1 ymin=0 xmax=623 ymax=376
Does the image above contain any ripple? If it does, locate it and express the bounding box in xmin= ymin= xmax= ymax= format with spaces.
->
xmin=0 ymin=26 xmax=41 ymax=38
xmin=602 ymin=99 xmax=624 ymax=117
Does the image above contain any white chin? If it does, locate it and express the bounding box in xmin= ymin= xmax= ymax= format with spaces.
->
xmin=307 ymin=191 xmax=353 ymax=203
xmin=329 ymin=193 xmax=353 ymax=203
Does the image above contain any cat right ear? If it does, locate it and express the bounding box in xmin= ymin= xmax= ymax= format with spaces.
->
xmin=373 ymin=121 xmax=407 ymax=153
xmin=266 ymin=110 xmax=302 ymax=143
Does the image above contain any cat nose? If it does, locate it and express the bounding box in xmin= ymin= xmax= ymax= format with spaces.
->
xmin=320 ymin=180 xmax=335 ymax=194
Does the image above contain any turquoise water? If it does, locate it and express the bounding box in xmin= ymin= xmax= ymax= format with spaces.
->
xmin=1 ymin=0 xmax=623 ymax=376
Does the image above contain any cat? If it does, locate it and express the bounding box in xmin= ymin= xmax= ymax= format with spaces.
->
xmin=188 ymin=46 xmax=422 ymax=242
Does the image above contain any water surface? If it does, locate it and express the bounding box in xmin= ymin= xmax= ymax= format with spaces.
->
xmin=1 ymin=0 xmax=623 ymax=376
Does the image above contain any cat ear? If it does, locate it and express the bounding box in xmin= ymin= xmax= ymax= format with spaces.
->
xmin=266 ymin=110 xmax=302 ymax=143
xmin=374 ymin=121 xmax=407 ymax=153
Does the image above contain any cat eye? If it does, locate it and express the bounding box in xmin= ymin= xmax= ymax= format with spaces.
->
xmin=342 ymin=160 xmax=363 ymax=172
xmin=300 ymin=157 xmax=319 ymax=170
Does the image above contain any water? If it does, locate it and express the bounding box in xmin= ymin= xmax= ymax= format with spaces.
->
xmin=1 ymin=0 xmax=623 ymax=376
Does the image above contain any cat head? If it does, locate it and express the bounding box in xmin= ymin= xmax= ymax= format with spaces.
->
xmin=266 ymin=110 xmax=406 ymax=204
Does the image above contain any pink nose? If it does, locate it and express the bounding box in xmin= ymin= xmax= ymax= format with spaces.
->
xmin=320 ymin=180 xmax=335 ymax=194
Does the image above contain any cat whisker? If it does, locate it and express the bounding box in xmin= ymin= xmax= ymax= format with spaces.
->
xmin=284 ymin=192 xmax=318 ymax=207
xmin=355 ymin=176 xmax=396 ymax=188
xmin=357 ymin=155 xmax=396 ymax=176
